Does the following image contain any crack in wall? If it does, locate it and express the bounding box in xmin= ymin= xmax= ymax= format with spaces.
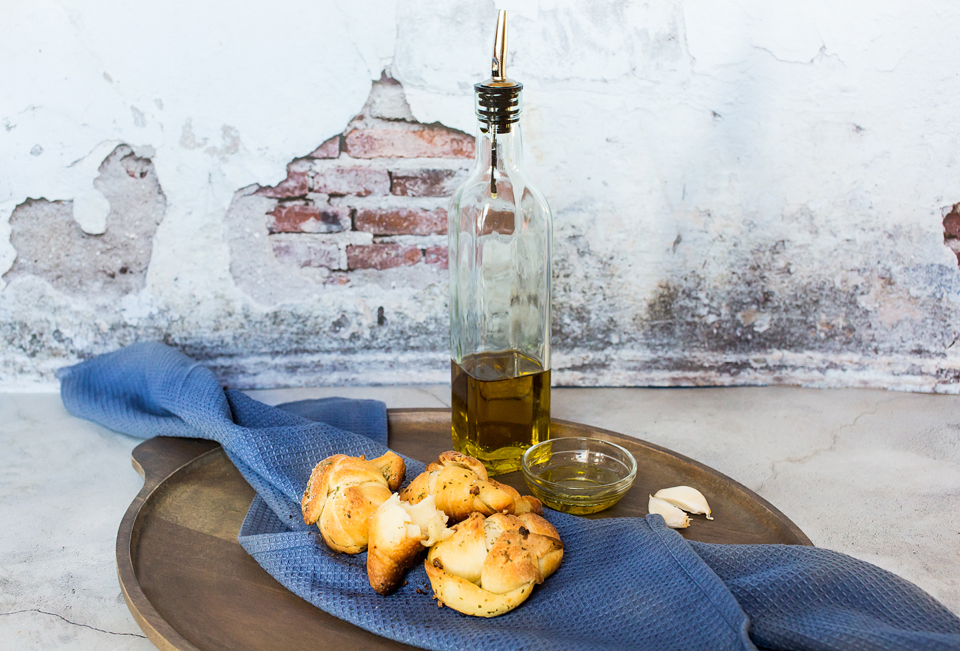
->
xmin=754 ymin=397 xmax=897 ymax=494
xmin=412 ymin=385 xmax=451 ymax=407
xmin=0 ymin=608 xmax=146 ymax=638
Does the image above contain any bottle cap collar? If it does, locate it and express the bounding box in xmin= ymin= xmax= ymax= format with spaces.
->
xmin=475 ymin=11 xmax=522 ymax=131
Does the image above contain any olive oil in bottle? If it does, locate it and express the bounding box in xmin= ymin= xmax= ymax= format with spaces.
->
xmin=451 ymin=351 xmax=551 ymax=475
xmin=448 ymin=11 xmax=553 ymax=476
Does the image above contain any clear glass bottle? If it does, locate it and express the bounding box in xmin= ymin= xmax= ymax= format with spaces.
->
xmin=448 ymin=11 xmax=553 ymax=475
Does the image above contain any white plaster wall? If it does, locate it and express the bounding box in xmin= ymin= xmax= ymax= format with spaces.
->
xmin=3 ymin=0 xmax=960 ymax=391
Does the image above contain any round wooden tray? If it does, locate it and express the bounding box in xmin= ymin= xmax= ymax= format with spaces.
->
xmin=117 ymin=409 xmax=811 ymax=651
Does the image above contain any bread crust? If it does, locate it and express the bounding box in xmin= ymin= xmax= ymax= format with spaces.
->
xmin=301 ymin=451 xmax=406 ymax=554
xmin=399 ymin=451 xmax=543 ymax=522
xmin=367 ymin=523 xmax=424 ymax=594
xmin=424 ymin=511 xmax=563 ymax=617
xmin=366 ymin=494 xmax=451 ymax=595
xmin=426 ymin=559 xmax=534 ymax=618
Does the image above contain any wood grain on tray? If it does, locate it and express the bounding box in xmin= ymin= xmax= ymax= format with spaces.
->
xmin=117 ymin=409 xmax=811 ymax=651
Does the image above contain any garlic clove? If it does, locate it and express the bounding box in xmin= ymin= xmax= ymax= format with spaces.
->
xmin=654 ymin=486 xmax=713 ymax=520
xmin=648 ymin=495 xmax=691 ymax=529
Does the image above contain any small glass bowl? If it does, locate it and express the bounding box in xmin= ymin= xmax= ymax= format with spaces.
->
xmin=521 ymin=437 xmax=637 ymax=515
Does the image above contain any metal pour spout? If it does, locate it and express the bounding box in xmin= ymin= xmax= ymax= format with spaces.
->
xmin=492 ymin=10 xmax=508 ymax=81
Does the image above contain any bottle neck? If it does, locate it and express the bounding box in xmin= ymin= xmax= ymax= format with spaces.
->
xmin=474 ymin=122 xmax=523 ymax=174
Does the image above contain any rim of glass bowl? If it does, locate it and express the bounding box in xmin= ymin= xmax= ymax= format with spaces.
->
xmin=521 ymin=437 xmax=638 ymax=496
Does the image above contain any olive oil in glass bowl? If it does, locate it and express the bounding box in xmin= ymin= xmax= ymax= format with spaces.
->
xmin=521 ymin=437 xmax=637 ymax=515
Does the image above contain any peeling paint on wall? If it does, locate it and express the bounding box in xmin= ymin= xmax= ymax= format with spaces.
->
xmin=5 ymin=146 xmax=164 ymax=296
xmin=3 ymin=1 xmax=960 ymax=392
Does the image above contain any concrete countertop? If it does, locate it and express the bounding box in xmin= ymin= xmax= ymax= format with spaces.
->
xmin=2 ymin=385 xmax=959 ymax=649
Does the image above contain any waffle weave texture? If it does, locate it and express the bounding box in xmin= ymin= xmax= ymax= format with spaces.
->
xmin=59 ymin=343 xmax=960 ymax=651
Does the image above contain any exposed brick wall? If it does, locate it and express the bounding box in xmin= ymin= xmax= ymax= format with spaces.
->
xmin=255 ymin=73 xmax=470 ymax=277
xmin=268 ymin=202 xmax=350 ymax=234
xmin=944 ymin=203 xmax=960 ymax=265
xmin=347 ymin=243 xmax=423 ymax=270
xmin=355 ymin=208 xmax=446 ymax=236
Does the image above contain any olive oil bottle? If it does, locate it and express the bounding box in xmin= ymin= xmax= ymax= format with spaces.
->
xmin=448 ymin=11 xmax=553 ymax=475
xmin=451 ymin=352 xmax=551 ymax=475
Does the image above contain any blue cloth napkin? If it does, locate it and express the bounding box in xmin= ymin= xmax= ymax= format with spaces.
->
xmin=59 ymin=343 xmax=960 ymax=651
